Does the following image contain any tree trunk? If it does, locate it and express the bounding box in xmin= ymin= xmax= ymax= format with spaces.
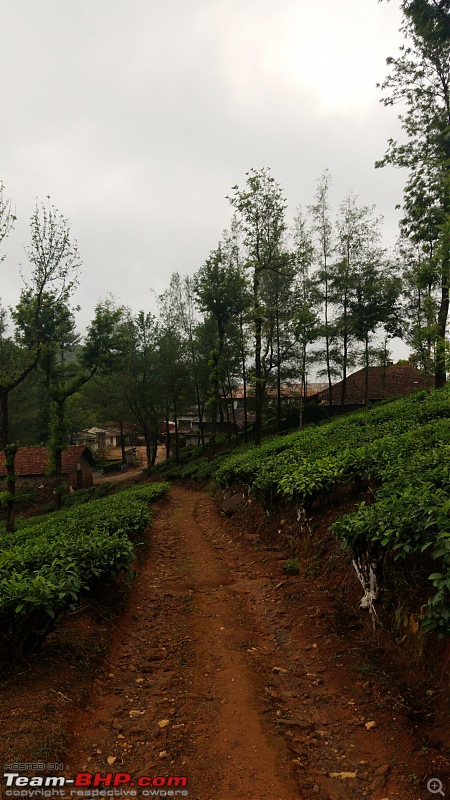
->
xmin=144 ymin=431 xmax=152 ymax=473
xmin=222 ymin=383 xmax=233 ymax=444
xmin=53 ymin=400 xmax=65 ymax=512
xmin=240 ymin=314 xmax=249 ymax=444
xmin=299 ymin=347 xmax=307 ymax=431
xmin=324 ymin=275 xmax=333 ymax=408
xmin=152 ymin=429 xmax=159 ymax=467
xmin=340 ymin=285 xmax=349 ymax=410
xmin=210 ymin=347 xmax=219 ymax=459
xmin=197 ymin=391 xmax=205 ymax=448
xmin=173 ymin=399 xmax=180 ymax=465
xmin=364 ymin=335 xmax=370 ymax=406
xmin=227 ymin=374 xmax=240 ymax=445
xmin=254 ymin=269 xmax=263 ymax=446
xmin=191 ymin=340 xmax=205 ymax=447
xmin=165 ymin=409 xmax=170 ymax=460
xmin=119 ymin=420 xmax=126 ymax=465
xmin=5 ymin=444 xmax=18 ymax=534
xmin=275 ymin=306 xmax=282 ymax=431
xmin=435 ymin=252 xmax=449 ymax=388
xmin=1 ymin=392 xmax=16 ymax=533
xmin=435 ymin=140 xmax=450 ymax=388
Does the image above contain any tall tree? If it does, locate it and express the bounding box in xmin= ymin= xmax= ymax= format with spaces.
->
xmin=291 ymin=209 xmax=321 ymax=428
xmin=124 ymin=311 xmax=162 ymax=470
xmin=1 ymin=200 xmax=80 ymax=530
xmin=397 ymin=234 xmax=439 ymax=372
xmin=259 ymin=250 xmax=297 ymax=430
xmin=157 ymin=286 xmax=192 ymax=463
xmin=349 ymin=260 xmax=402 ymax=404
xmin=228 ymin=168 xmax=287 ymax=445
xmin=309 ymin=170 xmax=336 ymax=407
xmin=76 ymin=302 xmax=133 ymax=467
xmin=377 ymin=0 xmax=450 ymax=386
xmin=222 ymin=215 xmax=252 ymax=442
xmin=163 ymin=273 xmax=209 ymax=447
xmin=328 ymin=196 xmax=394 ymax=408
xmin=194 ymin=243 xmax=248 ymax=449
xmin=34 ymin=298 xmax=125 ymax=509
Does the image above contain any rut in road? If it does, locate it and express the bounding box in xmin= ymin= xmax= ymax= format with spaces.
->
xmin=167 ymin=488 xmax=298 ymax=800
xmin=66 ymin=486 xmax=298 ymax=800
xmin=65 ymin=485 xmax=441 ymax=800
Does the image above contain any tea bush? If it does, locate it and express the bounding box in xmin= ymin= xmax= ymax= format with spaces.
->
xmin=0 ymin=481 xmax=170 ymax=658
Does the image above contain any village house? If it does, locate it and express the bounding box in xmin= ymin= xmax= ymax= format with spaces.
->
xmin=310 ymin=364 xmax=434 ymax=408
xmin=231 ymin=382 xmax=328 ymax=409
xmin=0 ymin=445 xmax=95 ymax=490
xmin=73 ymin=423 xmax=140 ymax=452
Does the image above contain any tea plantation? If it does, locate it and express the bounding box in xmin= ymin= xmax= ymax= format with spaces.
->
xmin=0 ymin=482 xmax=170 ymax=659
xmin=166 ymin=387 xmax=450 ymax=636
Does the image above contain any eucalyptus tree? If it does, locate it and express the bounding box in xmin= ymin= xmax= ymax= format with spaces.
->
xmin=220 ymin=320 xmax=246 ymax=443
xmin=290 ymin=209 xmax=321 ymax=427
xmin=228 ymin=168 xmax=287 ymax=445
xmin=331 ymin=196 xmax=390 ymax=408
xmin=222 ymin=215 xmax=252 ymax=441
xmin=194 ymin=243 xmax=248 ymax=448
xmin=39 ymin=298 xmax=126 ymax=509
xmin=349 ymin=260 xmax=402 ymax=405
xmin=123 ymin=311 xmax=162 ymax=469
xmin=1 ymin=200 xmax=80 ymax=530
xmin=377 ymin=0 xmax=450 ymax=386
xmin=162 ymin=272 xmax=210 ymax=447
xmin=257 ymin=247 xmax=299 ymax=430
xmin=157 ymin=285 xmax=193 ymax=463
xmin=308 ymin=170 xmax=336 ymax=406
xmin=401 ymin=252 xmax=439 ymax=375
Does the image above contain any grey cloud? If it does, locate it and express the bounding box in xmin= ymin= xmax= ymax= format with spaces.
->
xmin=1 ymin=0 xmax=406 ymax=343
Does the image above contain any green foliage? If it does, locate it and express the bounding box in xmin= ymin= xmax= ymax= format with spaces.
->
xmin=60 ymin=482 xmax=113 ymax=508
xmin=283 ymin=557 xmax=300 ymax=575
xmin=0 ymin=481 xmax=170 ymax=658
xmin=0 ymin=492 xmax=11 ymax=510
xmin=214 ymin=386 xmax=450 ymax=633
xmin=156 ymin=450 xmax=232 ymax=482
xmin=377 ymin=0 xmax=450 ymax=385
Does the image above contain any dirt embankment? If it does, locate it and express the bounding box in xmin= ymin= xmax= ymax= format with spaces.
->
xmin=0 ymin=485 xmax=449 ymax=800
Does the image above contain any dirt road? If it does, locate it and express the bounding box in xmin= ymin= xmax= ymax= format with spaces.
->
xmin=60 ymin=485 xmax=449 ymax=799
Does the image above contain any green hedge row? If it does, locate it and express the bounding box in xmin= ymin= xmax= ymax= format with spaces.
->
xmin=213 ymin=387 xmax=450 ymax=635
xmin=0 ymin=481 xmax=170 ymax=659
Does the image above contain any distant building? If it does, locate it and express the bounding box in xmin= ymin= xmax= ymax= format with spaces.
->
xmin=232 ymin=382 xmax=328 ymax=407
xmin=0 ymin=445 xmax=95 ymax=489
xmin=310 ymin=364 xmax=434 ymax=407
xmin=73 ymin=423 xmax=140 ymax=451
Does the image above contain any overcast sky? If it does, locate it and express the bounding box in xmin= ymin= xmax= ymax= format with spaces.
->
xmin=1 ymin=0 xmax=408 ymax=349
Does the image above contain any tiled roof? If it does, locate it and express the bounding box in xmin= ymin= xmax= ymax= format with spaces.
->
xmin=312 ymin=365 xmax=434 ymax=405
xmin=232 ymin=382 xmax=328 ymax=400
xmin=103 ymin=422 xmax=140 ymax=433
xmin=0 ymin=445 xmax=94 ymax=477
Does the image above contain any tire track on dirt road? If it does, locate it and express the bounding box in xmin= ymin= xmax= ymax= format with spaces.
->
xmin=167 ymin=487 xmax=299 ymax=800
xmin=64 ymin=486 xmax=298 ymax=800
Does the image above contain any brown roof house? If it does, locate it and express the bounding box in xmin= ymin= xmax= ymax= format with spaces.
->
xmin=0 ymin=445 xmax=95 ymax=490
xmin=312 ymin=364 xmax=434 ymax=407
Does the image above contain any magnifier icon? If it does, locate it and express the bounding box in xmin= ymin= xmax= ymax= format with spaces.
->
xmin=427 ymin=777 xmax=445 ymax=796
